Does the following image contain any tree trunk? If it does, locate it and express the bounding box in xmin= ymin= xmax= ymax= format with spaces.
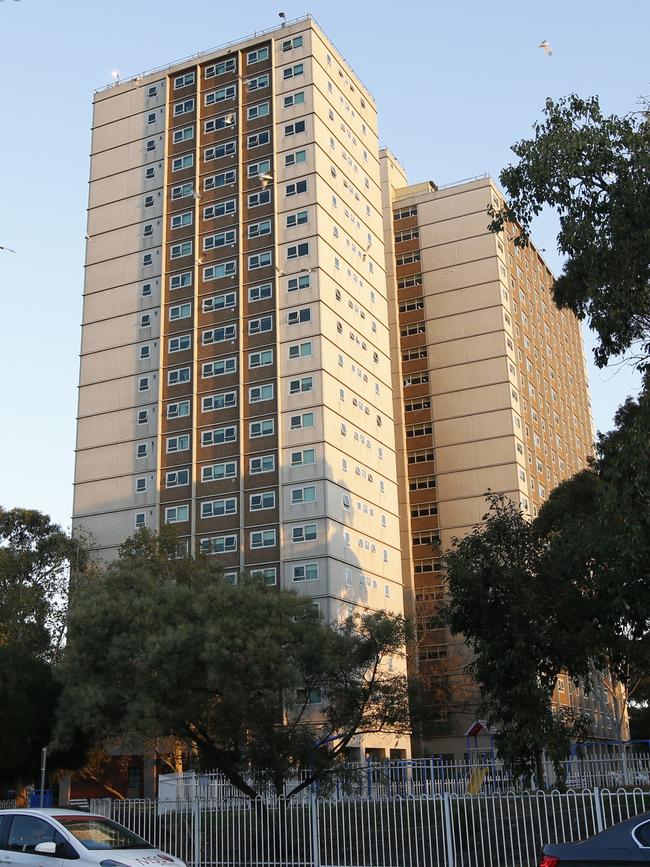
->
xmin=535 ymin=749 xmax=546 ymax=790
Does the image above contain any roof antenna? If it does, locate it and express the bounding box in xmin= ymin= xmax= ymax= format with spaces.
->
xmin=279 ymin=11 xmax=286 ymax=26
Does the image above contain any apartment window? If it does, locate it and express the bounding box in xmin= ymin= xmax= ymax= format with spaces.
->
xmin=289 ymin=376 xmax=313 ymax=394
xmin=249 ymin=349 xmax=273 ymax=368
xmin=136 ymin=443 xmax=148 ymax=459
xmin=203 ymin=260 xmax=237 ymax=280
xmin=172 ymin=154 xmax=194 ymax=172
xmin=285 ymin=149 xmax=306 ymax=167
xmin=409 ymin=475 xmax=436 ymax=491
xmin=201 ymin=461 xmax=237 ymax=481
xmin=247 ymin=74 xmax=269 ymax=91
xmin=282 ymin=35 xmax=303 ymax=51
xmin=172 ymin=125 xmax=194 ymax=144
xmin=142 ymin=253 xmax=153 ymax=266
xmin=174 ymin=71 xmax=195 ymax=89
xmin=201 ymin=391 xmax=237 ymax=411
xmin=250 ymin=491 xmax=275 ymax=511
xmin=283 ymin=92 xmax=305 ymax=108
xmin=167 ymin=399 xmax=190 ymax=418
xmin=145 ymin=167 xmax=155 ymax=180
xmin=291 ymin=448 xmax=315 ymax=466
xmin=169 ymin=302 xmax=191 ymax=320
xmin=202 ymin=425 xmax=237 ymax=446
xmin=146 ymin=112 xmax=157 ymax=125
xmin=204 ymin=113 xmax=236 ymax=133
xmin=248 ymin=220 xmax=272 ymax=238
xmin=248 ymin=282 xmax=272 ymax=302
xmin=292 ymin=523 xmax=317 ymax=542
xmin=247 ymin=101 xmax=270 ymax=120
xmin=204 ymin=140 xmax=236 ymax=160
xmin=135 ymin=477 xmax=147 ymax=493
xmin=288 ymin=341 xmax=312 ymax=359
xmin=287 ymin=242 xmax=309 ymax=259
xmin=248 ymin=189 xmax=272 ymax=208
xmin=200 ymin=534 xmax=238 ymax=554
xmin=146 ymin=139 xmax=156 ymax=153
xmin=287 ymin=274 xmax=310 ymax=291
xmin=250 ymin=454 xmax=275 ymax=474
xmin=168 ymin=334 xmax=191 ymax=355
xmin=398 ymin=275 xmax=423 ymax=290
xmin=286 ymin=210 xmax=308 ymax=228
xmin=203 ymin=229 xmax=236 ymax=250
xmin=168 ymin=367 xmax=190 ymax=385
xmin=249 ymin=418 xmax=274 ymax=438
xmin=248 ymin=158 xmax=271 ymax=179
xmin=396 ymin=251 xmax=421 ymax=265
xmin=290 ymin=411 xmax=314 ymax=430
xmin=291 ymin=486 xmax=315 ymax=504
xmin=170 ymin=271 xmax=192 ymax=290
xmin=205 ymin=85 xmax=236 ymax=105
xmin=147 ymin=85 xmax=158 ymax=97
xmin=203 ymin=199 xmax=236 ymax=219
xmin=251 ymin=567 xmax=277 ymax=585
xmin=139 ymin=345 xmax=151 ymax=361
xmin=202 ymin=291 xmax=236 ymax=312
xmin=246 ymin=46 xmax=269 ymax=64
xmin=173 ymin=99 xmax=195 ymax=116
xmin=394 ymin=205 xmax=418 ymax=220
xmin=285 ymin=180 xmax=307 ymax=197
xmin=248 ymin=251 xmax=272 ymax=270
xmin=143 ymin=196 xmax=154 ymax=209
xmin=283 ymin=63 xmax=304 ymax=79
xmin=202 ymin=357 xmax=236 ymax=378
xmin=248 ymin=315 xmax=273 ymax=334
xmin=165 ymin=468 xmax=190 ymax=488
xmin=287 ymin=307 xmax=311 ymax=325
xmin=247 ymin=129 xmax=271 ymax=148
xmin=171 ymin=182 xmax=193 ymax=200
xmin=284 ymin=120 xmax=306 ymax=136
xmin=205 ymin=58 xmax=236 ymax=77
xmin=137 ymin=410 xmax=149 ymax=425
xmin=166 ymin=434 xmax=190 ymax=453
xmin=165 ymin=505 xmax=190 ymax=524
xmin=204 ymin=170 xmax=236 ymax=190
xmin=170 ymin=241 xmax=192 ymax=259
xmin=201 ymin=498 xmax=237 ymax=518
xmin=135 ymin=512 xmax=146 ymax=528
xmin=249 ymin=383 xmax=274 ymax=402
xmin=292 ymin=563 xmax=318 ymax=582
xmin=250 ymin=529 xmax=276 ymax=549
xmin=171 ymin=211 xmax=193 ymax=230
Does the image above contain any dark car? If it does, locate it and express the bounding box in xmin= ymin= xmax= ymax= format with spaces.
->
xmin=540 ymin=810 xmax=650 ymax=864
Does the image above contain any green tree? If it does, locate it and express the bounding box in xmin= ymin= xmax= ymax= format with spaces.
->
xmin=0 ymin=507 xmax=86 ymax=660
xmin=443 ymin=493 xmax=589 ymax=785
xmin=489 ymin=94 xmax=650 ymax=367
xmin=0 ymin=508 xmax=88 ymax=794
xmin=55 ymin=536 xmax=412 ymax=799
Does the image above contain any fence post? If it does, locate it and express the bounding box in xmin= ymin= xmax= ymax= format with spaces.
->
xmin=442 ymin=792 xmax=455 ymax=867
xmin=192 ymin=800 xmax=202 ymax=867
xmin=310 ymin=790 xmax=321 ymax=867
xmin=592 ymin=787 xmax=605 ymax=833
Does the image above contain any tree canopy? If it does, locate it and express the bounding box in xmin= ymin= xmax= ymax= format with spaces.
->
xmin=443 ymin=493 xmax=589 ymax=783
xmin=489 ymin=94 xmax=650 ymax=367
xmin=55 ymin=533 xmax=412 ymax=799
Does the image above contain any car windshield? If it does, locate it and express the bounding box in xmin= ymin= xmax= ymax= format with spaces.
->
xmin=54 ymin=816 xmax=154 ymax=850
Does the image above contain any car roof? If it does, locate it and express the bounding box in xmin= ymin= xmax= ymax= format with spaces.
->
xmin=0 ymin=809 xmax=102 ymax=818
xmin=545 ymin=811 xmax=650 ymax=857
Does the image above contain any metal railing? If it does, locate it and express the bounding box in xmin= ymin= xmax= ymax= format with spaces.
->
xmin=156 ymin=753 xmax=650 ymax=802
xmin=91 ymin=787 xmax=650 ymax=867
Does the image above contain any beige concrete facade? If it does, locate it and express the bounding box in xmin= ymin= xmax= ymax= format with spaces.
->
xmin=379 ymin=154 xmax=606 ymax=756
xmin=73 ymin=17 xmax=408 ymax=760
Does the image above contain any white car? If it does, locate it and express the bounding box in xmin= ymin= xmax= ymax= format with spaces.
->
xmin=0 ymin=808 xmax=186 ymax=867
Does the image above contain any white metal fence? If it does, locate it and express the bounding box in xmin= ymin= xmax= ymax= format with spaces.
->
xmin=91 ymin=787 xmax=650 ymax=867
xmin=157 ymin=752 xmax=650 ymax=802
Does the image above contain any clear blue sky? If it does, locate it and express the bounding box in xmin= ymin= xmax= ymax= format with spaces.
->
xmin=0 ymin=0 xmax=646 ymax=530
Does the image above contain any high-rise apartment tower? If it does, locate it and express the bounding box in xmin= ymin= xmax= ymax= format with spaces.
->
xmin=73 ymin=18 xmax=406 ymax=671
